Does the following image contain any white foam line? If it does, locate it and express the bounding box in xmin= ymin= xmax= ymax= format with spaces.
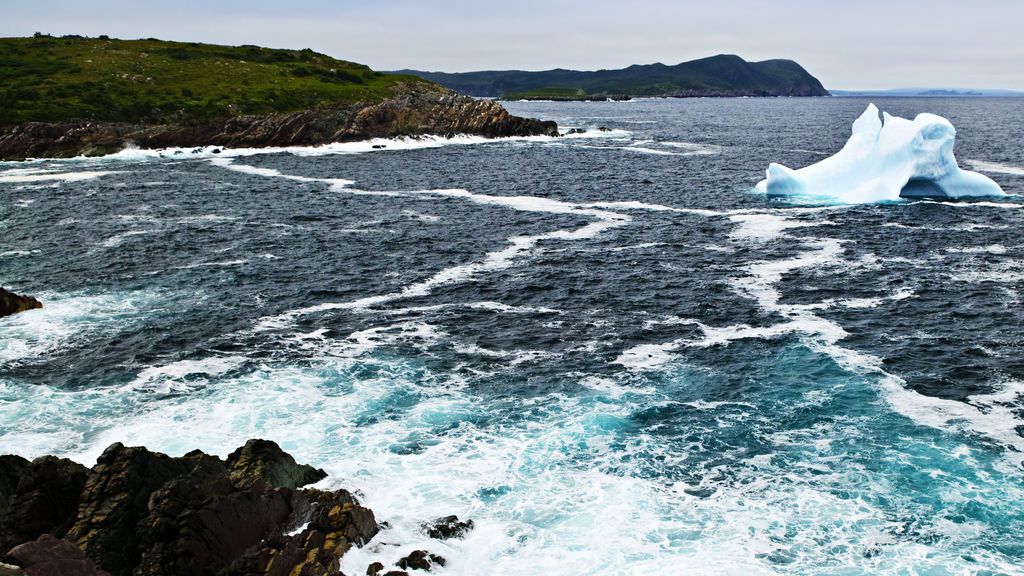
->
xmin=609 ymin=242 xmax=666 ymax=252
xmin=100 ymin=230 xmax=156 ymax=248
xmin=919 ymin=200 xmax=1023 ymax=210
xmin=207 ymin=158 xmax=631 ymax=330
xmin=174 ymin=259 xmax=249 ymax=269
xmin=270 ymin=217 xmax=625 ymax=323
xmin=728 ymin=213 xmax=834 ymax=242
xmin=662 ymin=142 xmax=723 ymax=155
xmin=619 ymin=208 xmax=1024 ymax=456
xmin=0 ymin=170 xmax=117 ymax=183
xmin=17 ymin=130 xmax=623 ymax=166
xmin=583 ymin=201 xmax=726 ymax=217
xmin=967 ymin=160 xmax=1024 ymax=176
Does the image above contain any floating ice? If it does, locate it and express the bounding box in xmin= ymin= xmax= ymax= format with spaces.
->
xmin=757 ymin=104 xmax=1006 ymax=203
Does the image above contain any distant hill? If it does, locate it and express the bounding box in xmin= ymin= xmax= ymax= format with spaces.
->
xmin=831 ymin=88 xmax=1024 ymax=97
xmin=0 ymin=35 xmax=556 ymax=160
xmin=393 ymin=54 xmax=829 ymax=100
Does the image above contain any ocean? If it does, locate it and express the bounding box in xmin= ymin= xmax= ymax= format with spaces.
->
xmin=2 ymin=97 xmax=1023 ymax=574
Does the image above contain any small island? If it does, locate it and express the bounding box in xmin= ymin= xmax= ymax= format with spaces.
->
xmin=0 ymin=35 xmax=558 ymax=161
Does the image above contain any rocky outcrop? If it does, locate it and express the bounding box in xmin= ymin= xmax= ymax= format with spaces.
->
xmin=397 ymin=550 xmax=445 ymax=571
xmin=0 ymin=440 xmax=378 ymax=576
xmin=224 ymin=488 xmax=378 ymax=576
xmin=225 ymin=439 xmax=326 ymax=491
xmin=0 ymin=83 xmax=559 ymax=161
xmin=0 ymin=457 xmax=88 ymax=553
xmin=0 ymin=289 xmax=42 ymax=319
xmin=422 ymin=515 xmax=473 ymax=540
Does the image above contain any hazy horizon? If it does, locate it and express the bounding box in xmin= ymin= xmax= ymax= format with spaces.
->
xmin=4 ymin=0 xmax=1023 ymax=91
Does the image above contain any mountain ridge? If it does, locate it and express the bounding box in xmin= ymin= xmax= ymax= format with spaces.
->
xmin=392 ymin=54 xmax=830 ymax=100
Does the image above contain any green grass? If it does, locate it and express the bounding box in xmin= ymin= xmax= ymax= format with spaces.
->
xmin=0 ymin=35 xmax=428 ymax=126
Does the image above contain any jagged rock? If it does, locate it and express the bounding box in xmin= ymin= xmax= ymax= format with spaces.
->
xmin=1 ymin=441 xmax=379 ymax=576
xmin=422 ymin=516 xmax=473 ymax=540
xmin=367 ymin=562 xmax=384 ymax=575
xmin=225 ymin=487 xmax=378 ymax=576
xmin=225 ymin=439 xmax=326 ymax=490
xmin=564 ymin=128 xmax=586 ymax=135
xmin=396 ymin=550 xmax=445 ymax=571
xmin=0 ymin=456 xmax=88 ymax=552
xmin=63 ymin=443 xmax=198 ymax=575
xmin=0 ymin=562 xmax=23 ymax=576
xmin=4 ymin=535 xmax=108 ymax=576
xmin=135 ymin=482 xmax=294 ymax=576
xmin=0 ymin=83 xmax=558 ymax=161
xmin=382 ymin=572 xmax=409 ymax=576
xmin=0 ymin=289 xmax=42 ymax=319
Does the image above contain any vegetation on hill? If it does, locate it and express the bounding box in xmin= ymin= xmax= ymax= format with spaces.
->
xmin=395 ymin=54 xmax=830 ymax=99
xmin=0 ymin=35 xmax=427 ymax=126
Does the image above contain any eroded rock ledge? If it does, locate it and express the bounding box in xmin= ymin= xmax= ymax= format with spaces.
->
xmin=0 ymin=83 xmax=559 ymax=161
xmin=0 ymin=440 xmax=473 ymax=576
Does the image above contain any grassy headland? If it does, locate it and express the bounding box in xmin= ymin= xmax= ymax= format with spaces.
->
xmin=0 ymin=35 xmax=557 ymax=160
xmin=0 ymin=35 xmax=425 ymax=126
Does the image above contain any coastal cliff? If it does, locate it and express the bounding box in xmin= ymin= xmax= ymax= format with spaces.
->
xmin=0 ymin=82 xmax=558 ymax=160
xmin=0 ymin=36 xmax=557 ymax=161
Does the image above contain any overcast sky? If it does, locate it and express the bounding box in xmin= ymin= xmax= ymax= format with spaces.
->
xmin=4 ymin=0 xmax=1022 ymax=90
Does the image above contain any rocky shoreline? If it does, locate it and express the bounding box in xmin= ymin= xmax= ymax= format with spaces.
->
xmin=0 ymin=440 xmax=469 ymax=576
xmin=0 ymin=82 xmax=558 ymax=161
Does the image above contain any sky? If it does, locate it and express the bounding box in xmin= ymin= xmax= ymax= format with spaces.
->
xmin=3 ymin=0 xmax=1023 ymax=90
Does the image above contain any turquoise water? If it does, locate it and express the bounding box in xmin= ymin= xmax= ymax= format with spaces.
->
xmin=2 ymin=97 xmax=1023 ymax=574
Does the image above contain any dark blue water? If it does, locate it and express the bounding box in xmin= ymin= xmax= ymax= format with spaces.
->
xmin=2 ymin=97 xmax=1023 ymax=574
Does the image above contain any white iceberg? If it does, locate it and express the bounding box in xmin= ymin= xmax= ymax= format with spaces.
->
xmin=757 ymin=104 xmax=1005 ymax=203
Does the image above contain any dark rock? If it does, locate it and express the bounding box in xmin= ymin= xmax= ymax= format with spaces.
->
xmin=371 ymin=144 xmax=386 ymax=149
xmin=63 ymin=443 xmax=197 ymax=575
xmin=225 ymin=439 xmax=326 ymax=490
xmin=597 ymin=126 xmax=612 ymax=132
xmin=2 ymin=441 xmax=378 ymax=576
xmin=134 ymin=482 xmax=293 ymax=576
xmin=0 ymin=456 xmax=88 ymax=552
xmin=564 ymin=128 xmax=586 ymax=135
xmin=223 ymin=487 xmax=378 ymax=576
xmin=0 ymin=562 xmax=22 ymax=576
xmin=367 ymin=561 xmax=384 ymax=575
xmin=396 ymin=550 xmax=445 ymax=571
xmin=382 ymin=572 xmax=409 ymax=576
xmin=422 ymin=515 xmax=473 ymax=540
xmin=0 ymin=83 xmax=558 ymax=161
xmin=5 ymin=535 xmax=108 ymax=576
xmin=0 ymin=456 xmax=29 ymax=516
xmin=0 ymin=289 xmax=42 ymax=319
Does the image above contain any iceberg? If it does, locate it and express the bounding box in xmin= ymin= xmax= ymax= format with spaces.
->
xmin=756 ymin=104 xmax=1005 ymax=203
